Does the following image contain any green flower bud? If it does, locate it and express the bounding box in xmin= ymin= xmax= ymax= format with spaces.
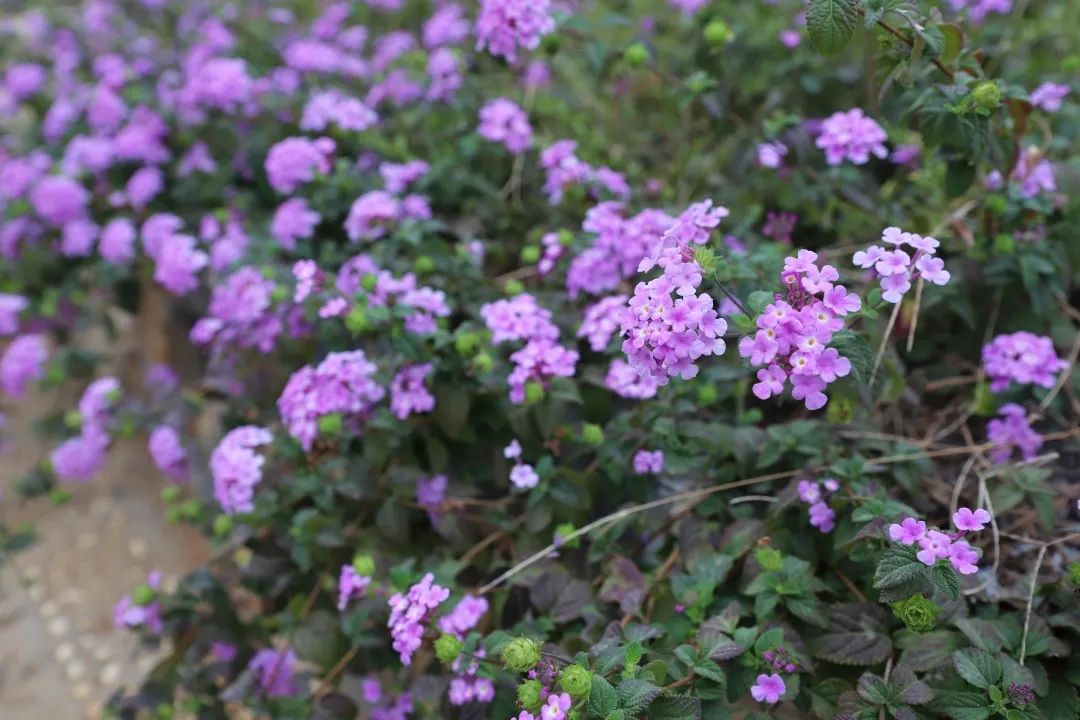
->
xmin=826 ymin=395 xmax=855 ymax=425
xmin=434 ymin=633 xmax=464 ymax=664
xmin=131 ymin=583 xmax=156 ymax=607
xmin=504 ymin=279 xmax=525 ymax=296
xmin=517 ymin=679 xmax=543 ymax=710
xmin=501 ymin=637 xmax=540 ymax=672
xmin=455 ymin=331 xmax=479 ymax=356
xmin=1068 ymin=561 xmax=1080 ymax=587
xmin=64 ymin=410 xmax=82 ymax=430
xmin=524 ymin=381 xmax=545 ymax=405
xmin=704 ymin=20 xmax=734 ymax=45
xmin=161 ymin=486 xmax=182 ymax=503
xmin=345 ymin=307 xmax=369 ymax=335
xmin=521 ymin=246 xmax=541 ymax=264
xmin=473 ymin=352 xmax=495 ymax=374
xmin=414 ymin=256 xmax=436 ymax=275
xmin=165 ymin=506 xmax=183 ymax=524
xmin=891 ymin=593 xmax=939 ymax=632
xmin=992 ymin=233 xmax=1014 ymax=255
xmin=361 ymin=273 xmax=378 ymax=292
xmin=554 ymin=522 xmax=579 ymax=549
xmin=541 ymin=33 xmax=561 ymax=55
xmin=212 ymin=514 xmax=233 ymax=538
xmin=352 ymin=554 xmax=376 ymax=577
xmin=559 ymin=664 xmax=593 ymax=698
xmin=754 ymin=546 xmax=784 ymax=572
xmin=557 ymin=229 xmax=574 ymax=247
xmin=623 ymin=43 xmax=648 ymax=67
xmin=697 ymin=383 xmax=718 ymax=406
xmin=971 ymin=81 xmax=1001 ymax=112
xmin=180 ymin=498 xmax=202 ymax=520
xmin=270 ymin=285 xmax=289 ymax=304
xmin=582 ymin=423 xmax=604 ymax=446
xmin=692 ymin=247 xmax=717 ymax=275
xmin=318 ymin=412 xmax=343 ymax=436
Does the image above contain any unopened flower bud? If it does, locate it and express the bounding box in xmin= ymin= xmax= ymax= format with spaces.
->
xmin=161 ymin=486 xmax=182 ymax=503
xmin=971 ymin=81 xmax=1001 ymax=112
xmin=345 ymin=307 xmax=369 ymax=335
xmin=517 ymin=679 xmax=542 ymax=709
xmin=212 ymin=514 xmax=233 ymax=537
xmin=754 ymin=546 xmax=784 ymax=572
xmin=582 ymin=423 xmax=604 ymax=446
xmin=624 ymin=43 xmax=648 ymax=67
xmin=131 ymin=584 xmax=155 ymax=607
xmin=559 ymin=664 xmax=593 ymax=698
xmin=524 ymin=381 xmax=545 ymax=405
xmin=352 ymin=554 xmax=375 ymax=577
xmin=317 ymin=413 xmax=343 ymax=436
xmin=413 ymin=255 xmax=436 ymax=275
xmin=473 ymin=352 xmax=494 ymax=374
xmin=704 ymin=20 xmax=734 ymax=46
xmin=504 ymin=279 xmax=525 ymax=296
xmin=891 ymin=593 xmax=939 ymax=632
xmin=521 ymin=246 xmax=541 ymax=264
xmin=501 ymin=637 xmax=540 ymax=672
xmin=360 ymin=273 xmax=378 ymax=292
xmin=434 ymin=633 xmax=463 ymax=664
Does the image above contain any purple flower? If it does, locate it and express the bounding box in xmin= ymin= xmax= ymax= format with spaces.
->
xmin=417 ymin=474 xmax=448 ymax=509
xmin=210 ymin=425 xmax=273 ymax=515
xmin=30 ymin=176 xmax=89 ymax=226
xmin=1010 ymin=146 xmax=1056 ymax=199
xmin=338 ymin=564 xmax=372 ymax=611
xmin=99 ymin=218 xmax=137 ymax=264
xmin=757 ymin=141 xmax=788 ymax=169
xmin=478 ymin=98 xmax=533 ymax=155
xmin=808 ymin=501 xmax=835 ymax=533
xmin=438 ymin=594 xmax=489 ymax=638
xmin=126 ymin=166 xmax=163 ymax=209
xmin=475 ymin=0 xmax=555 ymax=63
xmin=390 ymin=363 xmax=435 ymax=420
xmin=0 ymin=294 xmax=28 ymax=336
xmin=345 ymin=190 xmax=400 ymax=242
xmin=750 ymin=673 xmax=786 ymax=704
xmin=51 ymin=429 xmax=110 ymax=482
xmin=948 ymin=540 xmax=980 ymax=575
xmin=5 ymin=63 xmax=46 ymax=99
xmin=1 ymin=334 xmax=48 ymax=397
xmin=953 ymin=507 xmax=991 ymax=532
xmin=916 ymin=530 xmax=953 ymax=566
xmin=1029 ymin=82 xmax=1069 ymax=112
xmin=504 ymin=440 xmax=522 ymax=459
xmin=151 ymin=233 xmax=208 ymax=296
xmin=982 ymin=332 xmax=1066 ymax=392
xmin=113 ymin=572 xmax=163 ymax=634
xmin=271 ymin=198 xmax=321 ymax=251
xmin=947 ymin=0 xmax=1012 ymax=22
xmin=578 ymin=295 xmax=628 ymax=351
xmin=632 ymin=449 xmax=664 ymax=474
xmin=605 ymin=358 xmax=660 ymax=399
xmin=510 ymin=463 xmax=539 ymax=489
xmin=387 ymin=573 xmax=450 ymax=665
xmin=889 ymin=517 xmax=927 ymax=545
xmin=815 ymin=108 xmax=888 ymax=166
xmin=481 ymin=294 xmax=559 ymax=344
xmin=248 ymin=648 xmax=298 ymax=698
xmin=540 ymin=693 xmax=572 ymax=720
xmin=987 ymin=403 xmax=1043 ymax=463
xmin=380 ymin=160 xmax=429 ymax=194
xmin=149 ymin=426 xmax=188 ymax=482
xmin=264 ymin=136 xmax=334 ymax=194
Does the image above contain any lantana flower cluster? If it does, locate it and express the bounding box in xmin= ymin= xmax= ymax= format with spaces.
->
xmin=739 ymin=250 xmax=859 ymax=410
xmin=540 ymin=140 xmax=630 ymax=206
xmin=474 ymin=0 xmax=555 ymax=63
xmin=815 ymin=108 xmax=888 ymax=166
xmin=797 ymin=478 xmax=839 ymax=533
xmin=209 ymin=425 xmax=273 ymax=515
xmin=982 ymin=331 xmax=1066 ymax=392
xmin=888 ymin=507 xmax=991 ymax=575
xmin=51 ymin=377 xmax=121 ymax=482
xmin=852 ymin=226 xmax=950 ymax=303
xmin=390 ymin=363 xmax=436 ymax=420
xmin=113 ymin=571 xmax=164 ymax=634
xmin=482 ymin=294 xmax=578 ymax=403
xmin=387 ymin=573 xmax=450 ymax=666
xmin=504 ymin=439 xmax=539 ymax=489
xmin=620 ymin=201 xmax=729 ymax=384
xmin=986 ymin=403 xmax=1043 ymax=463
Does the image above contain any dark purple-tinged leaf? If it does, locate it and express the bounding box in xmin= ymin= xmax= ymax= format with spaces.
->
xmin=617 ymin=679 xmax=663 ymax=715
xmin=856 ymin=673 xmax=891 ymax=705
xmin=310 ymin=693 xmax=358 ymax=720
xmin=892 ymin=666 xmax=934 ymax=705
xmin=811 ymin=604 xmax=893 ymax=666
xmin=698 ymin=617 xmax=743 ymax=661
xmin=551 ymin=579 xmax=592 ymax=623
xmin=648 ymin=694 xmax=702 ymax=720
xmin=599 ymin=556 xmax=647 ymax=616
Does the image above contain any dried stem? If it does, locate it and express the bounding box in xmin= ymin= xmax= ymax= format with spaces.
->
xmin=870 ymin=301 xmax=902 ymax=387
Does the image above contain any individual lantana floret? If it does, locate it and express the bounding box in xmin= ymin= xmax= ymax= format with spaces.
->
xmin=387 ymin=573 xmax=450 ymax=666
xmin=852 ymin=226 xmax=950 ymax=303
xmin=740 ymin=250 xmax=859 ymax=410
xmin=505 ymin=439 xmax=540 ymax=489
xmin=887 ymin=507 xmax=990 ymax=575
xmin=982 ymin=331 xmax=1066 ymax=392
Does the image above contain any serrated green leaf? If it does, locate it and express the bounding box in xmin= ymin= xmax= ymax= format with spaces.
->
xmin=588 ymin=676 xmax=619 ymax=717
xmin=812 ymin=604 xmax=893 ymax=666
xmin=953 ymin=648 xmax=1002 ymax=690
xmin=617 ymin=679 xmax=663 ymax=714
xmin=856 ymin=673 xmax=892 ymax=705
xmin=807 ymin=0 xmax=859 ymax=55
xmin=930 ymin=691 xmax=992 ymax=720
xmin=874 ymin=545 xmax=927 ymax=590
xmin=931 ymin=562 xmax=961 ymax=601
xmin=831 ymin=329 xmax=876 ymax=384
xmin=648 ymin=695 xmax=703 ymax=720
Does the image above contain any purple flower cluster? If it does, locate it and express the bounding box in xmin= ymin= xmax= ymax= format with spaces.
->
xmin=852 ymin=226 xmax=950 ymax=303
xmin=474 ymin=0 xmax=555 ymax=63
xmin=113 ymin=571 xmax=163 ymax=634
xmin=621 ymin=202 xmax=729 ymax=385
xmin=141 ymin=214 xmax=208 ymax=296
xmin=301 ymin=90 xmax=378 ymax=133
xmin=982 ymin=331 xmax=1065 ymax=392
xmin=888 ymin=507 xmax=990 ymax=575
xmin=815 ymin=108 xmax=888 ymax=166
xmin=277 ymin=350 xmax=385 ymax=450
xmin=390 ymin=363 xmax=435 ymax=420
xmin=536 ymin=232 xmax=565 ymax=275
xmin=604 ymin=359 xmax=659 ymax=399
xmin=740 ymin=250 xmax=859 ymax=410
xmin=632 ymin=449 xmax=664 ymax=475
xmin=1029 ymin=82 xmax=1070 ymax=112
xmin=387 ymin=572 xmax=450 ymax=665
xmin=540 ymin=141 xmax=630 ymax=206
xmin=756 ymin=141 xmax=788 ymax=169
xmin=505 ymin=439 xmax=539 ymax=489
xmin=947 ymin=0 xmax=1012 ymax=22
xmin=272 ymin=198 xmax=321 ymax=251
xmin=762 ymin=646 xmax=799 ymax=674
xmin=1010 ymin=146 xmax=1056 ymax=199
xmin=986 ymin=404 xmax=1042 ymax=463
xmin=438 ymin=594 xmax=489 ymax=638
xmin=338 ymin=563 xmax=372 ymax=611
xmin=567 ymin=203 xmax=674 ymax=297
xmin=210 ymin=425 xmax=273 ymax=515
xmin=264 ymin=136 xmax=334 ymax=194
xmin=248 ymin=648 xmax=298 ymax=698
xmin=797 ymin=478 xmax=839 ymax=533
xmin=478 ymin=98 xmax=532 ymax=154
xmin=190 ymin=266 xmax=281 ymax=353
xmin=1 ymin=334 xmax=48 ymax=397
xmin=148 ymin=426 xmax=188 ymax=482
xmin=51 ymin=376 xmax=120 ymax=483
xmin=448 ymin=650 xmax=495 ymax=705
xmin=482 ymin=294 xmax=578 ymax=402
xmin=577 ymin=294 xmax=628 ymax=351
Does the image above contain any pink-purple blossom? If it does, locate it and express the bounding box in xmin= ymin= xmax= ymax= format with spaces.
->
xmin=750 ymin=673 xmax=786 ymax=704
xmin=475 ymin=0 xmax=555 ymax=63
xmin=987 ymin=403 xmax=1043 ymax=463
xmin=982 ymin=332 xmax=1065 ymax=392
xmin=815 ymin=108 xmax=888 ymax=166
xmin=390 ymin=363 xmax=436 ymax=420
xmin=853 ymin=226 xmax=950 ymax=303
xmin=1 ymin=333 xmax=48 ymax=398
xmin=632 ymin=449 xmax=664 ymax=474
xmin=264 ymin=136 xmax=334 ymax=194
xmin=248 ymin=648 xmax=298 ymax=698
xmin=338 ymin=564 xmax=372 ymax=611
xmin=149 ymin=426 xmax=188 ymax=482
xmin=478 ymin=98 xmax=533 ymax=155
xmin=210 ymin=425 xmax=273 ymax=514
xmin=387 ymin=573 xmax=450 ymax=665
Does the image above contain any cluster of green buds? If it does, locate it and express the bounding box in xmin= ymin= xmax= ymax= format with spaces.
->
xmin=891 ymin=593 xmax=939 ymax=632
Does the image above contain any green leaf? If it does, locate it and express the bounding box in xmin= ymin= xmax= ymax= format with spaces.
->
xmin=831 ymin=329 xmax=876 ymax=384
xmin=588 ymin=676 xmax=619 ymax=717
xmin=930 ymin=691 xmax=992 ymax=720
xmin=648 ymin=695 xmax=703 ymax=720
xmin=856 ymin=673 xmax=892 ymax=705
xmin=617 ymin=679 xmax=663 ymax=714
xmin=873 ymin=545 xmax=927 ymax=590
xmin=1040 ymin=680 xmax=1079 ymax=720
xmin=807 ymin=0 xmax=859 ymax=55
xmin=953 ymin=648 xmax=1003 ymax=690
xmin=747 ymin=290 xmax=774 ymax=314
xmin=931 ymin=562 xmax=962 ymax=601
xmin=811 ymin=604 xmax=893 ymax=666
